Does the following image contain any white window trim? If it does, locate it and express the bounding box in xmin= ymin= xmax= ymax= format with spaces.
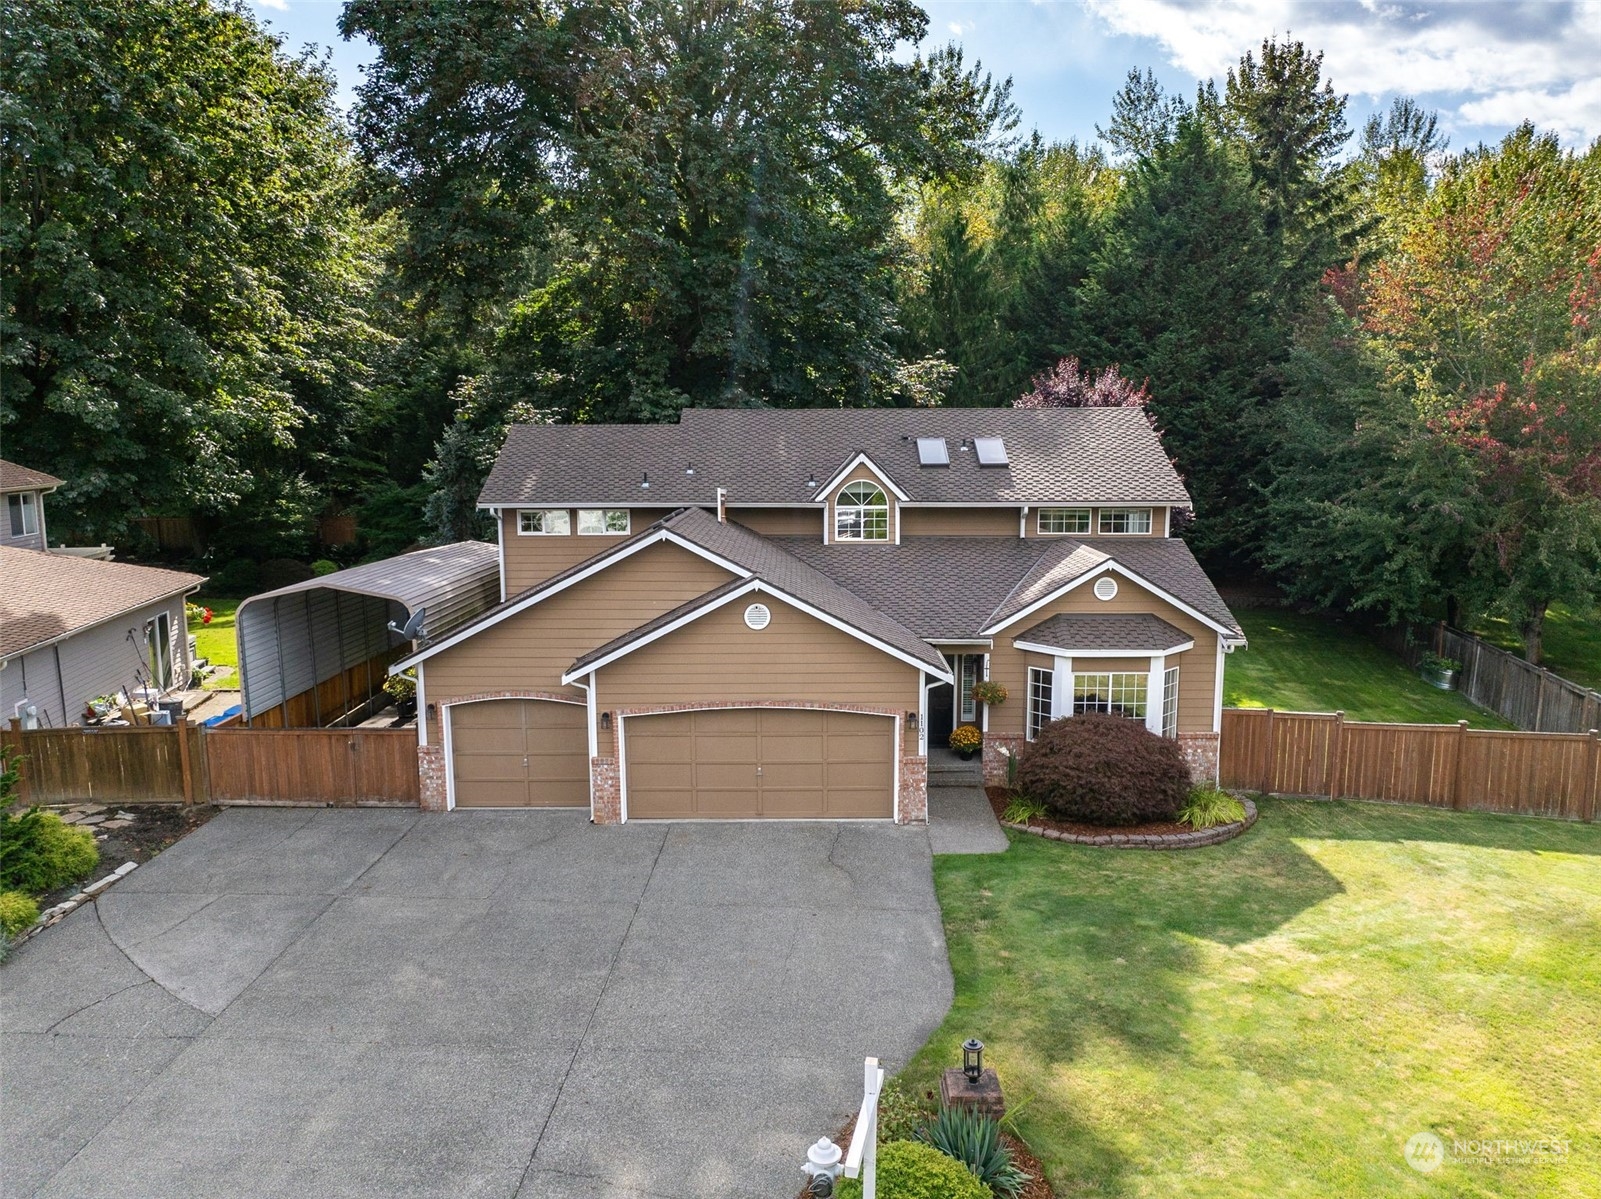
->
xmin=833 ymin=482 xmax=891 ymax=543
xmin=1037 ymin=507 xmax=1092 ymax=536
xmin=577 ymin=508 xmax=631 ymax=536
xmin=1013 ymin=639 xmax=1194 ymax=658
xmin=1065 ymin=667 xmax=1154 ymax=724
xmin=1162 ymin=664 xmax=1180 ymax=739
xmin=1026 ymin=665 xmax=1055 ymax=742
xmin=1097 ymin=507 xmax=1154 ymax=536
xmin=518 ymin=509 xmax=571 ymax=536
xmin=8 ymin=491 xmax=39 ymax=537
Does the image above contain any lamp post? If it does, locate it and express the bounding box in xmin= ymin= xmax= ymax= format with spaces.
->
xmin=962 ymin=1038 xmax=984 ymax=1083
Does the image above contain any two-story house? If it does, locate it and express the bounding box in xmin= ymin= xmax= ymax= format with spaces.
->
xmin=393 ymin=408 xmax=1246 ymax=821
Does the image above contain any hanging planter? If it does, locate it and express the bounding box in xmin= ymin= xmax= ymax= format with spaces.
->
xmin=970 ymin=679 xmax=1008 ymax=707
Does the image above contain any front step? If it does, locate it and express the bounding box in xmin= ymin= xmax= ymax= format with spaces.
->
xmin=928 ymin=765 xmax=983 ymax=785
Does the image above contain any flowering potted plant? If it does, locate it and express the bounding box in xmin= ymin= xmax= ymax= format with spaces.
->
xmin=948 ymin=723 xmax=983 ymax=760
xmin=384 ymin=671 xmax=418 ymax=718
xmin=970 ymin=679 xmax=1007 ymax=707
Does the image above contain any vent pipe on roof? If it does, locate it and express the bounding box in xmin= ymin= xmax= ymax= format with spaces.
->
xmin=716 ymin=487 xmax=727 ymax=523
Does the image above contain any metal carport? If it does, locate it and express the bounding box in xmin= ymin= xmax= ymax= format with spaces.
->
xmin=236 ymin=542 xmax=499 ymax=726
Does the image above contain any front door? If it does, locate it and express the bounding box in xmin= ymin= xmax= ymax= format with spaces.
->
xmin=931 ymin=652 xmax=983 ymax=741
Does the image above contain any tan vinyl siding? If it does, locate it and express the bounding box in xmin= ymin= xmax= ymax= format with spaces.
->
xmin=1024 ymin=506 xmax=1168 ymax=538
xmin=825 ymin=464 xmax=898 ymax=544
xmin=729 ymin=507 xmax=822 ymax=536
xmin=424 ymin=541 xmax=735 ymax=740
xmin=594 ymin=595 xmax=920 ymax=756
xmin=900 ymin=507 xmax=1018 ymax=537
xmin=987 ymin=571 xmax=1218 ymax=735
xmin=1071 ymin=656 xmax=1152 ymax=673
xmin=500 ymin=507 xmax=678 ymax=594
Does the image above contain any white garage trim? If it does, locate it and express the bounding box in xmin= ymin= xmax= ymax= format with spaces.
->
xmin=441 ymin=692 xmax=587 ymax=812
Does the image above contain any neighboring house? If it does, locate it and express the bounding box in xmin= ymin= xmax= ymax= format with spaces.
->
xmin=395 ymin=408 xmax=1246 ymax=821
xmin=0 ymin=547 xmax=204 ymax=728
xmin=0 ymin=458 xmax=113 ymax=559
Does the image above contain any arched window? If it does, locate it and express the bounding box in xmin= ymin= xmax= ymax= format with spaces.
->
xmin=834 ymin=481 xmax=889 ymax=541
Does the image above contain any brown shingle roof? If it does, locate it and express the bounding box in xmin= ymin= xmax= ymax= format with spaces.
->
xmin=0 ymin=459 xmax=64 ymax=494
xmin=0 ymin=547 xmax=204 ymax=657
xmin=1013 ymin=613 xmax=1194 ymax=653
xmin=478 ymin=407 xmax=1191 ymax=507
xmin=772 ymin=534 xmax=1243 ymax=640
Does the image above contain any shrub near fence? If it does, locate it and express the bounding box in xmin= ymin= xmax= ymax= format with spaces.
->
xmin=1220 ymin=708 xmax=1600 ymax=822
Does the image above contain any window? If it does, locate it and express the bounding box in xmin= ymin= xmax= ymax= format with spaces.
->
xmin=1027 ymin=667 xmax=1053 ymax=740
xmin=1098 ymin=507 xmax=1152 ymax=535
xmin=578 ymin=509 xmax=630 ymax=535
xmin=518 ymin=509 xmax=571 ymax=536
xmin=7 ymin=492 xmax=38 ymax=537
xmin=1037 ymin=507 xmax=1091 ymax=535
xmin=147 ymin=611 xmax=173 ymax=690
xmin=1072 ymin=673 xmax=1148 ymax=720
xmin=834 ymin=481 xmax=889 ymax=541
xmin=1162 ymin=666 xmax=1179 ymax=738
xmin=958 ymin=655 xmax=980 ymax=722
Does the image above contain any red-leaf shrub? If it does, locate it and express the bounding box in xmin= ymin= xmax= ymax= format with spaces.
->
xmin=1017 ymin=713 xmax=1191 ymax=826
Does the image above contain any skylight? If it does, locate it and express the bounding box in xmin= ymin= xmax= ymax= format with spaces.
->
xmin=916 ymin=437 xmax=949 ymax=466
xmin=973 ymin=437 xmax=1008 ymax=466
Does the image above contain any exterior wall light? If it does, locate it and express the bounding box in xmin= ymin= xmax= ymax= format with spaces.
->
xmin=962 ymin=1038 xmax=984 ymax=1082
xmin=906 ymin=712 xmax=917 ymax=728
xmin=600 ymin=711 xmax=612 ymax=731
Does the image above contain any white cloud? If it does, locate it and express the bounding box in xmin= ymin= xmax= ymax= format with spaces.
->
xmin=1082 ymin=0 xmax=1601 ymax=143
xmin=949 ymin=20 xmax=969 ymax=35
xmin=256 ymin=0 xmax=289 ymax=11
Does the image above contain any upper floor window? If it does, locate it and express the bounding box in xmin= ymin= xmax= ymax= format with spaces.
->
xmin=834 ymin=482 xmax=889 ymax=541
xmin=578 ymin=509 xmax=630 ymax=535
xmin=7 ymin=492 xmax=38 ymax=537
xmin=1037 ymin=507 xmax=1090 ymax=535
xmin=1098 ymin=507 xmax=1152 ymax=535
xmin=518 ymin=509 xmax=570 ymax=536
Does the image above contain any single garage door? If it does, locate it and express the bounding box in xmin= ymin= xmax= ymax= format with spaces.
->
xmin=450 ymin=699 xmax=588 ymax=808
xmin=625 ymin=708 xmax=894 ymax=820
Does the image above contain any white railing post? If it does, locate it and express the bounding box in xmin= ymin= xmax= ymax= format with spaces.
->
xmin=843 ymin=1056 xmax=885 ymax=1198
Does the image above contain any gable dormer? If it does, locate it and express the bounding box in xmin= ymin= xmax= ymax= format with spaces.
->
xmin=0 ymin=458 xmax=62 ymax=553
xmin=818 ymin=454 xmax=906 ymax=545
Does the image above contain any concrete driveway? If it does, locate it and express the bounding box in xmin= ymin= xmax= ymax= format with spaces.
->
xmin=1 ymin=809 xmax=952 ymax=1198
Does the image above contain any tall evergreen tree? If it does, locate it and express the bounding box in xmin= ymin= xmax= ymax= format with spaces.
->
xmin=1080 ymin=113 xmax=1279 ymax=565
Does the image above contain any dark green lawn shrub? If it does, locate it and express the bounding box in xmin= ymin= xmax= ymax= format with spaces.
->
xmin=876 ymin=1078 xmax=934 ymax=1143
xmin=258 ymin=558 xmax=315 ymax=591
xmin=1016 ymin=713 xmax=1190 ymax=826
xmin=917 ymin=1107 xmax=1030 ymax=1198
xmin=208 ymin=557 xmax=261 ymax=595
xmin=835 ymin=1140 xmax=992 ymax=1199
xmin=0 ymin=808 xmax=100 ymax=894
xmin=1 ymin=890 xmax=40 ymax=937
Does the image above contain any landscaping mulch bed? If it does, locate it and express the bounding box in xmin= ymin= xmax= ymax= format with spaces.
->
xmin=32 ymin=803 xmax=218 ymax=911
xmin=986 ymin=786 xmax=1256 ymax=850
xmin=797 ymin=1109 xmax=1056 ymax=1198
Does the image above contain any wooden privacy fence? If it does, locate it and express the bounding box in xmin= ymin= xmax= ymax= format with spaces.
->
xmin=3 ymin=721 xmax=418 ymax=808
xmin=1221 ymin=708 xmax=1600 ymax=822
xmin=1374 ymin=622 xmax=1601 ymax=733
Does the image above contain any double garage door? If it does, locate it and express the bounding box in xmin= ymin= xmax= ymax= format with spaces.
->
xmin=450 ymin=700 xmax=895 ymax=818
xmin=624 ymin=708 xmax=895 ymax=820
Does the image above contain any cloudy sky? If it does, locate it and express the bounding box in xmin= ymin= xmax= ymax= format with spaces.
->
xmin=252 ymin=0 xmax=1601 ymax=151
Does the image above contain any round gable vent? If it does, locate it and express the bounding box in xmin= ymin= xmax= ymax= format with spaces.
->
xmin=1093 ymin=576 xmax=1119 ymax=601
xmin=744 ymin=603 xmax=772 ymax=630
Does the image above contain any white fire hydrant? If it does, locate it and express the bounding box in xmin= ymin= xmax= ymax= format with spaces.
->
xmin=802 ymin=1138 xmax=843 ymax=1194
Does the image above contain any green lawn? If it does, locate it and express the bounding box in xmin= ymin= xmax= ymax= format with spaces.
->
xmin=1225 ymin=610 xmax=1511 ymax=727
xmin=908 ymin=800 xmax=1601 ymax=1198
xmin=1472 ymin=604 xmax=1601 ymax=693
xmin=187 ymin=596 xmax=240 ymax=689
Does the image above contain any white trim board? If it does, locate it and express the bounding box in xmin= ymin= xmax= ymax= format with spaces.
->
xmin=1012 ymin=638 xmax=1194 ymax=658
xmin=812 ymin=453 xmax=911 ymax=503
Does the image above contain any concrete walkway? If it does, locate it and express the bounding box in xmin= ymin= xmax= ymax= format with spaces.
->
xmin=927 ymin=785 xmax=1010 ymax=854
xmin=1 ymin=808 xmax=952 ymax=1199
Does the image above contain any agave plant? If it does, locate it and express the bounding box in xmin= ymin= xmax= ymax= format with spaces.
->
xmin=916 ymin=1105 xmax=1032 ymax=1198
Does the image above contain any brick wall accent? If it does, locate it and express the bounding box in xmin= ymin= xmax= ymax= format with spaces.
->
xmin=983 ymin=734 xmax=1026 ymax=785
xmin=591 ymin=756 xmax=620 ymax=824
xmin=899 ymin=755 xmax=928 ymax=824
xmin=1177 ymin=731 xmax=1220 ymax=786
xmin=418 ymin=744 xmax=447 ymax=811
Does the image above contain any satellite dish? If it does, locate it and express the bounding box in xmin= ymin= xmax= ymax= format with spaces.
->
xmin=387 ymin=606 xmax=427 ymax=641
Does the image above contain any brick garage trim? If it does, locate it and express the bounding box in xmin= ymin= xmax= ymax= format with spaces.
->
xmin=612 ymin=701 xmax=922 ymax=824
xmin=1177 ymin=731 xmax=1221 ymax=786
xmin=432 ymin=691 xmax=587 ymax=812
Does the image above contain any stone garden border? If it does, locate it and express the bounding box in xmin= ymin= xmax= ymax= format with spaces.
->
xmin=1002 ymin=795 xmax=1258 ymax=850
xmin=9 ymin=861 xmax=140 ymax=949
